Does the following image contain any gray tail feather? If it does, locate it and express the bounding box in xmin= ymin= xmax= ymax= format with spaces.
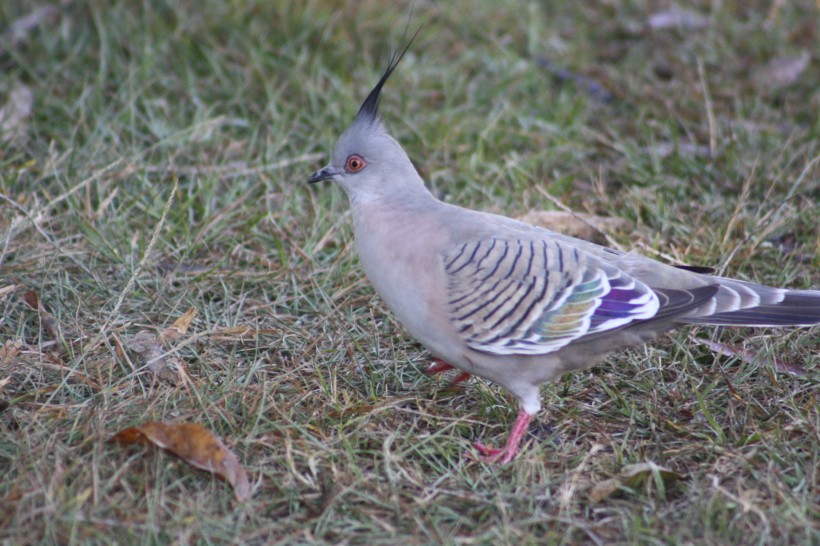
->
xmin=681 ymin=278 xmax=820 ymax=327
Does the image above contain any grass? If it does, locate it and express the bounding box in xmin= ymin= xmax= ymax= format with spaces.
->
xmin=1 ymin=0 xmax=818 ymax=544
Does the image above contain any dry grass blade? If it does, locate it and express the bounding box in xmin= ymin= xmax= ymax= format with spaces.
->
xmin=689 ymin=335 xmax=808 ymax=376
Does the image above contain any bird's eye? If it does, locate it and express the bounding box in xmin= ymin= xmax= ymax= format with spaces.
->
xmin=345 ymin=154 xmax=367 ymax=173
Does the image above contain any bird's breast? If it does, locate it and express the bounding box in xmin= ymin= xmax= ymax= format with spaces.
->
xmin=350 ymin=201 xmax=463 ymax=361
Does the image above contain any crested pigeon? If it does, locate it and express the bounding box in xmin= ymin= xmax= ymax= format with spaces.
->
xmin=308 ymin=42 xmax=820 ymax=464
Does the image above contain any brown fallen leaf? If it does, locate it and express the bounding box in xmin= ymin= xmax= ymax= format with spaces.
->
xmin=127 ymin=307 xmax=199 ymax=382
xmin=21 ymin=289 xmax=61 ymax=342
xmin=621 ymin=462 xmax=686 ymax=488
xmin=126 ymin=330 xmax=180 ymax=382
xmin=112 ymin=421 xmax=250 ymax=501
xmin=160 ymin=306 xmax=198 ymax=342
xmin=517 ymin=210 xmax=630 ymax=243
xmin=588 ymin=478 xmax=620 ymax=503
xmin=690 ymin=335 xmax=807 ymax=376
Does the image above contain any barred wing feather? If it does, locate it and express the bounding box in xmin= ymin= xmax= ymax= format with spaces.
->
xmin=444 ymin=238 xmax=660 ymax=355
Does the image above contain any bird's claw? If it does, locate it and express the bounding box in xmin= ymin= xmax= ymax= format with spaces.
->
xmin=467 ymin=442 xmax=517 ymax=464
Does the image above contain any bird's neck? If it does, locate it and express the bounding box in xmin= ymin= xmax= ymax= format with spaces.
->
xmin=349 ymin=179 xmax=439 ymax=211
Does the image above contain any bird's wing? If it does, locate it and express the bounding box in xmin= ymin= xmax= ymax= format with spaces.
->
xmin=442 ymin=237 xmax=712 ymax=356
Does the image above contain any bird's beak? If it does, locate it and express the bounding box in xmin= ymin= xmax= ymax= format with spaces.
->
xmin=308 ymin=164 xmax=341 ymax=184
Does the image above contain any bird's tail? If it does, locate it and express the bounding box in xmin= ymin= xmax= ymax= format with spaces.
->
xmin=678 ymin=278 xmax=820 ymax=327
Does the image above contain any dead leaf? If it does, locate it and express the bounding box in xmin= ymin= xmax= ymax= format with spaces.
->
xmin=0 ymin=82 xmax=34 ymax=143
xmin=112 ymin=421 xmax=250 ymax=501
xmin=756 ymin=51 xmax=810 ymax=89
xmin=589 ymin=478 xmax=621 ymax=503
xmin=126 ymin=330 xmax=180 ymax=382
xmin=160 ymin=307 xmax=198 ymax=342
xmin=0 ymin=285 xmax=16 ymax=298
xmin=21 ymin=289 xmax=60 ymax=341
xmin=0 ymin=340 xmax=22 ymax=365
xmin=690 ymin=335 xmax=806 ymax=376
xmin=589 ymin=462 xmax=686 ymax=502
xmin=621 ymin=462 xmax=686 ymax=488
xmin=648 ymin=7 xmax=709 ymax=30
xmin=517 ymin=210 xmax=630 ymax=243
xmin=21 ymin=290 xmax=37 ymax=309
xmin=127 ymin=308 xmax=199 ymax=382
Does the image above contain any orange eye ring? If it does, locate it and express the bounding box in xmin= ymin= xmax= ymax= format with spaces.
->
xmin=345 ymin=154 xmax=367 ymax=173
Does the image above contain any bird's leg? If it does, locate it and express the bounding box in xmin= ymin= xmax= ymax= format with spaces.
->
xmin=471 ymin=408 xmax=534 ymax=464
xmin=425 ymin=357 xmax=455 ymax=374
xmin=424 ymin=357 xmax=471 ymax=384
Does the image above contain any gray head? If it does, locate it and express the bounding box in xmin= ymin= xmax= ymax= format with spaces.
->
xmin=308 ymin=35 xmax=426 ymax=204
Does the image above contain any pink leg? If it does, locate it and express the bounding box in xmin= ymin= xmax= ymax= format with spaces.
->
xmin=425 ymin=358 xmax=455 ymax=375
xmin=471 ymin=408 xmax=534 ymax=464
xmin=424 ymin=357 xmax=471 ymax=385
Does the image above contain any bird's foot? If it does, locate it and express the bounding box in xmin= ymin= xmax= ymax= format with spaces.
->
xmin=424 ymin=358 xmax=471 ymax=385
xmin=471 ymin=442 xmax=516 ymax=464
xmin=468 ymin=408 xmax=534 ymax=465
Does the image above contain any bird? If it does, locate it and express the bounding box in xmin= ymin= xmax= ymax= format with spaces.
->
xmin=308 ymin=40 xmax=820 ymax=464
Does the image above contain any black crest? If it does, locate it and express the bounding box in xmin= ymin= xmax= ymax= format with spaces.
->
xmin=355 ymin=25 xmax=422 ymax=125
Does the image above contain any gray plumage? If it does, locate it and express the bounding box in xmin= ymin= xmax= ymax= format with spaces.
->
xmin=308 ymin=41 xmax=820 ymax=463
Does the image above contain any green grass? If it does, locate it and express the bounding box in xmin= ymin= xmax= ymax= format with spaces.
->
xmin=1 ymin=0 xmax=818 ymax=544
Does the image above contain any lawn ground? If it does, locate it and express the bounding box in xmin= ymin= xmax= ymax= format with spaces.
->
xmin=1 ymin=1 xmax=818 ymax=544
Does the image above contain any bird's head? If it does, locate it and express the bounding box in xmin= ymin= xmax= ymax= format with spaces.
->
xmin=308 ymin=32 xmax=425 ymax=203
